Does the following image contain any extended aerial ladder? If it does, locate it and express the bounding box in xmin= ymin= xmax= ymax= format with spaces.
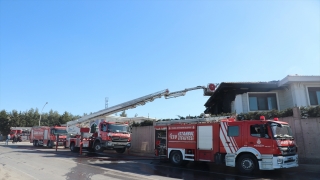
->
xmin=64 ymin=85 xmax=214 ymax=153
xmin=154 ymin=116 xmax=232 ymax=126
xmin=66 ymin=85 xmax=210 ymax=128
xmin=67 ymin=89 xmax=169 ymax=128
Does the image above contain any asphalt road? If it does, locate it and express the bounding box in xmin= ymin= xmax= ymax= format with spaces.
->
xmin=0 ymin=141 xmax=319 ymax=180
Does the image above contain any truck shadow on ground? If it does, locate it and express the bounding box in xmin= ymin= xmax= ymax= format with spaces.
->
xmin=2 ymin=144 xmax=319 ymax=180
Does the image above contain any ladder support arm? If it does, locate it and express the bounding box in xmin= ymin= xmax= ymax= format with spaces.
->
xmin=164 ymin=86 xmax=206 ymax=99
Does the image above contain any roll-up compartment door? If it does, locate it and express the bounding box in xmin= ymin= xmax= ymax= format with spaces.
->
xmin=44 ymin=130 xmax=48 ymax=140
xmin=197 ymin=126 xmax=212 ymax=150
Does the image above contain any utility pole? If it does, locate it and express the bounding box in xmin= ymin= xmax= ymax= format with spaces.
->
xmin=39 ymin=102 xmax=48 ymax=126
xmin=105 ymin=97 xmax=108 ymax=109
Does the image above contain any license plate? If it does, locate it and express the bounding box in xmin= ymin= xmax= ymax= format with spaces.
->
xmin=83 ymin=142 xmax=89 ymax=147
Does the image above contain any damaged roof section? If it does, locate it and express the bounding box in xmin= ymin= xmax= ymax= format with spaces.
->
xmin=204 ymin=81 xmax=279 ymax=114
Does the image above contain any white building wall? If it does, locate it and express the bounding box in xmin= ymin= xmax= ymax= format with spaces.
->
xmin=231 ymin=101 xmax=235 ymax=113
xmin=268 ymin=89 xmax=288 ymax=111
xmin=279 ymin=88 xmax=294 ymax=110
xmin=290 ymin=83 xmax=309 ymax=107
xmin=234 ymin=95 xmax=244 ymax=114
xmin=242 ymin=93 xmax=249 ymax=113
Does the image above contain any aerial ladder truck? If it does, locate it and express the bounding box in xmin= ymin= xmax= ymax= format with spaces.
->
xmin=154 ymin=116 xmax=299 ymax=173
xmin=65 ymin=85 xmax=213 ymax=154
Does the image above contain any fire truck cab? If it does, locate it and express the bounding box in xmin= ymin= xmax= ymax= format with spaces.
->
xmin=154 ymin=116 xmax=298 ymax=173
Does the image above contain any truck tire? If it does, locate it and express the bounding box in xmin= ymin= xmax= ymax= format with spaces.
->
xmin=115 ymin=148 xmax=126 ymax=154
xmin=237 ymin=154 xmax=258 ymax=173
xmin=33 ymin=140 xmax=36 ymax=147
xmin=70 ymin=142 xmax=79 ymax=152
xmin=47 ymin=141 xmax=53 ymax=148
xmin=94 ymin=141 xmax=103 ymax=152
xmin=170 ymin=151 xmax=183 ymax=166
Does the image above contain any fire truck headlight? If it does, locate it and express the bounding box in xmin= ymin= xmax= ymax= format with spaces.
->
xmin=126 ymin=143 xmax=131 ymax=147
xmin=107 ymin=142 xmax=113 ymax=146
xmin=277 ymin=158 xmax=283 ymax=164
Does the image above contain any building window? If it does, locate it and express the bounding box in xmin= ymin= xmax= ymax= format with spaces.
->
xmin=228 ymin=126 xmax=239 ymax=137
xmin=308 ymin=87 xmax=320 ymax=105
xmin=248 ymin=93 xmax=278 ymax=111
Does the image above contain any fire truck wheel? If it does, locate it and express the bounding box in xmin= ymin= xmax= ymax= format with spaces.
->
xmin=170 ymin=151 xmax=183 ymax=166
xmin=47 ymin=141 xmax=53 ymax=148
xmin=94 ymin=142 xmax=103 ymax=152
xmin=237 ymin=154 xmax=258 ymax=173
xmin=33 ymin=140 xmax=36 ymax=147
xmin=115 ymin=148 xmax=126 ymax=154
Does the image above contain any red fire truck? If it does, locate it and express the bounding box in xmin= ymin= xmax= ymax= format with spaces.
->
xmin=154 ymin=116 xmax=299 ymax=173
xmin=66 ymin=120 xmax=131 ymax=153
xmin=10 ymin=129 xmax=22 ymax=140
xmin=30 ymin=126 xmax=67 ymax=148
xmin=10 ymin=127 xmax=31 ymax=141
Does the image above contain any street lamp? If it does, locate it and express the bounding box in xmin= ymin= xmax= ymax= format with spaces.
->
xmin=39 ymin=102 xmax=48 ymax=126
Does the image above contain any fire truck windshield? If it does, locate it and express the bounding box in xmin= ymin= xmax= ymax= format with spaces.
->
xmin=270 ymin=123 xmax=293 ymax=139
xmin=53 ymin=129 xmax=67 ymax=135
xmin=107 ymin=124 xmax=129 ymax=133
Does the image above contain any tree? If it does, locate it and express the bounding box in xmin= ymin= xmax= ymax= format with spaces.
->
xmin=59 ymin=111 xmax=73 ymax=125
xmin=10 ymin=110 xmax=20 ymax=127
xmin=0 ymin=110 xmax=10 ymax=135
xmin=140 ymin=120 xmax=153 ymax=126
xmin=120 ymin=110 xmax=127 ymax=117
xmin=48 ymin=109 xmax=60 ymax=126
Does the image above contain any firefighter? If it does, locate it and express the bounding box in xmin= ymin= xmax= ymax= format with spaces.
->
xmin=6 ymin=134 xmax=10 ymax=145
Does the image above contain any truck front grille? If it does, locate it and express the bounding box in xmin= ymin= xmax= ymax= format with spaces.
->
xmin=111 ymin=136 xmax=129 ymax=142
xmin=279 ymin=146 xmax=297 ymax=156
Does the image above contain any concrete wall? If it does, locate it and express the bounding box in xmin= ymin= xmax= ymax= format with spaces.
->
xmin=130 ymin=126 xmax=154 ymax=155
xmin=279 ymin=107 xmax=320 ymax=164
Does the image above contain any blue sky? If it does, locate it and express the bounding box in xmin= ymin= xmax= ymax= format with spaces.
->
xmin=1 ymin=0 xmax=319 ymax=119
